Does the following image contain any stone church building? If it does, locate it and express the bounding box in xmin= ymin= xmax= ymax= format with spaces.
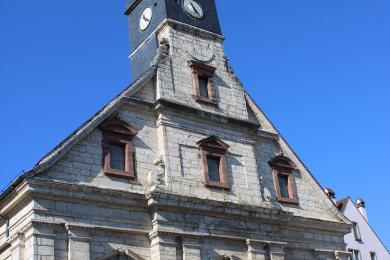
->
xmin=0 ymin=0 xmax=352 ymax=259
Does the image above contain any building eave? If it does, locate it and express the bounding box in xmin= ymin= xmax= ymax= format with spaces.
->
xmin=0 ymin=66 xmax=157 ymax=205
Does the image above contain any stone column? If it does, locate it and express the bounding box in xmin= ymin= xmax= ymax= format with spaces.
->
xmin=10 ymin=232 xmax=25 ymax=260
xmin=23 ymin=222 xmax=56 ymax=260
xmin=66 ymin=224 xmax=91 ymax=260
xmin=268 ymin=242 xmax=287 ymax=260
xmin=149 ymin=231 xmax=178 ymax=260
xmin=182 ymin=236 xmax=201 ymax=260
xmin=246 ymin=239 xmax=267 ymax=260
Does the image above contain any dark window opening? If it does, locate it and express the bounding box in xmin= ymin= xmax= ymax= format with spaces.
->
xmin=207 ymin=156 xmax=220 ymax=182
xmin=278 ymin=175 xmax=290 ymax=198
xmin=110 ymin=144 xmax=126 ymax=170
xmin=198 ymin=76 xmax=209 ymax=98
xmin=352 ymin=222 xmax=362 ymax=241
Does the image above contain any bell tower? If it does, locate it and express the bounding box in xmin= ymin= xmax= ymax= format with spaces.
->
xmin=125 ymin=0 xmax=222 ymax=80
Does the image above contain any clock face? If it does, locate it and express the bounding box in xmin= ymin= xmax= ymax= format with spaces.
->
xmin=183 ymin=0 xmax=204 ymax=19
xmin=139 ymin=7 xmax=153 ymax=31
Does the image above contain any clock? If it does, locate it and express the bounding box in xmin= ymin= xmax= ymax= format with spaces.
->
xmin=183 ymin=0 xmax=204 ymax=19
xmin=139 ymin=7 xmax=153 ymax=31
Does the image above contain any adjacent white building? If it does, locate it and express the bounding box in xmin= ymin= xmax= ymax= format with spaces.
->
xmin=336 ymin=197 xmax=390 ymax=260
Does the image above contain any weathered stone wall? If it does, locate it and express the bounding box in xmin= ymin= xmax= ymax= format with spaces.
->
xmin=41 ymin=106 xmax=159 ymax=193
xmin=156 ymin=22 xmax=249 ymax=121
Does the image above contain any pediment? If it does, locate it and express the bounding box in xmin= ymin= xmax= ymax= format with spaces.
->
xmin=269 ymin=152 xmax=297 ymax=169
xmin=99 ymin=118 xmax=138 ymax=136
xmin=96 ymin=249 xmax=145 ymax=260
xmin=197 ymin=136 xmax=230 ymax=151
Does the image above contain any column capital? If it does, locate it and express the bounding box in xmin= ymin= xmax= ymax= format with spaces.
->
xmin=335 ymin=251 xmax=352 ymax=260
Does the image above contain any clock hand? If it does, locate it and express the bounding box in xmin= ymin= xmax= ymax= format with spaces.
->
xmin=190 ymin=2 xmax=200 ymax=16
xmin=143 ymin=14 xmax=150 ymax=22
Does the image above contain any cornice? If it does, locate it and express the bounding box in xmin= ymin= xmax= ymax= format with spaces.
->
xmin=155 ymin=98 xmax=262 ymax=132
xmin=157 ymin=19 xmax=224 ymax=42
xmin=146 ymin=191 xmax=351 ymax=234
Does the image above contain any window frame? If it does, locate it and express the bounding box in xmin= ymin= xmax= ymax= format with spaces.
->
xmin=269 ymin=152 xmax=298 ymax=204
xmin=370 ymin=252 xmax=377 ymax=260
xmin=348 ymin=249 xmax=362 ymax=260
xmin=197 ymin=136 xmax=230 ymax=189
xmin=100 ymin=119 xmax=138 ymax=179
xmin=187 ymin=60 xmax=217 ymax=107
xmin=352 ymin=222 xmax=362 ymax=241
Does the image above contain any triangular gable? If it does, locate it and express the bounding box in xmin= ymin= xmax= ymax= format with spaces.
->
xmin=0 ymin=66 xmax=157 ymax=203
xmin=244 ymin=91 xmax=350 ymax=224
xmin=342 ymin=198 xmax=390 ymax=255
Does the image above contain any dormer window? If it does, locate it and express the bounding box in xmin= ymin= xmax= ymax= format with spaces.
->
xmin=100 ymin=119 xmax=138 ymax=179
xmin=188 ymin=60 xmax=217 ymax=107
xmin=197 ymin=136 xmax=230 ymax=189
xmin=269 ymin=151 xmax=298 ymax=204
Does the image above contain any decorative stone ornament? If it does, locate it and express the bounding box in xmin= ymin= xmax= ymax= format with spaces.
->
xmin=146 ymin=157 xmax=166 ymax=192
xmin=189 ymin=46 xmax=215 ymax=64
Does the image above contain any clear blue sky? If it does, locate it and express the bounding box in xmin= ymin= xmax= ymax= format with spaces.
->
xmin=1 ymin=0 xmax=389 ymax=249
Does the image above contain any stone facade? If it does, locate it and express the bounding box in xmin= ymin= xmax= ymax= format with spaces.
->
xmin=0 ymin=1 xmax=353 ymax=259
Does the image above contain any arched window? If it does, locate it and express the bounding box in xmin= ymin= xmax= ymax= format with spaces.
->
xmin=100 ymin=119 xmax=138 ymax=179
xmin=269 ymin=151 xmax=298 ymax=204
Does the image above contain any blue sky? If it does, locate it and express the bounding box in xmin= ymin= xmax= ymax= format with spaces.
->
xmin=1 ymin=0 xmax=389 ymax=249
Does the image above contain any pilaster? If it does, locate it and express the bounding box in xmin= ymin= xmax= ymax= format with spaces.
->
xmin=9 ymin=232 xmax=24 ymax=260
xmin=24 ymin=222 xmax=56 ymax=260
xmin=246 ymin=239 xmax=267 ymax=260
xmin=268 ymin=241 xmax=287 ymax=260
xmin=66 ymin=224 xmax=91 ymax=260
xmin=149 ymin=231 xmax=178 ymax=260
xmin=182 ymin=236 xmax=201 ymax=260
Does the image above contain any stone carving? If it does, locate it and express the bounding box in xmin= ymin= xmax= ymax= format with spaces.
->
xmin=189 ymin=46 xmax=215 ymax=64
xmin=152 ymin=38 xmax=170 ymax=66
xmin=259 ymin=176 xmax=272 ymax=202
xmin=263 ymin=187 xmax=272 ymax=202
xmin=146 ymin=157 xmax=166 ymax=192
xmin=223 ymin=56 xmax=235 ymax=74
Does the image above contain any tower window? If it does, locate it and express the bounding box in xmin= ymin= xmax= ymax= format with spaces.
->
xmin=188 ymin=60 xmax=217 ymax=107
xmin=198 ymin=76 xmax=210 ymax=98
xmin=100 ymin=119 xmax=138 ymax=179
xmin=269 ymin=152 xmax=298 ymax=204
xmin=197 ymin=136 xmax=230 ymax=189
xmin=370 ymin=252 xmax=377 ymax=260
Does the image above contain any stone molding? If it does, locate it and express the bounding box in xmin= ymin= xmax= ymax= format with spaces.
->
xmin=27 ymin=179 xmax=350 ymax=234
xmin=96 ymin=248 xmax=145 ymax=260
xmin=155 ymin=98 xmax=261 ymax=132
xmin=335 ymin=251 xmax=352 ymax=260
xmin=157 ymin=19 xmax=224 ymax=42
xmin=315 ymin=249 xmax=351 ymax=260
